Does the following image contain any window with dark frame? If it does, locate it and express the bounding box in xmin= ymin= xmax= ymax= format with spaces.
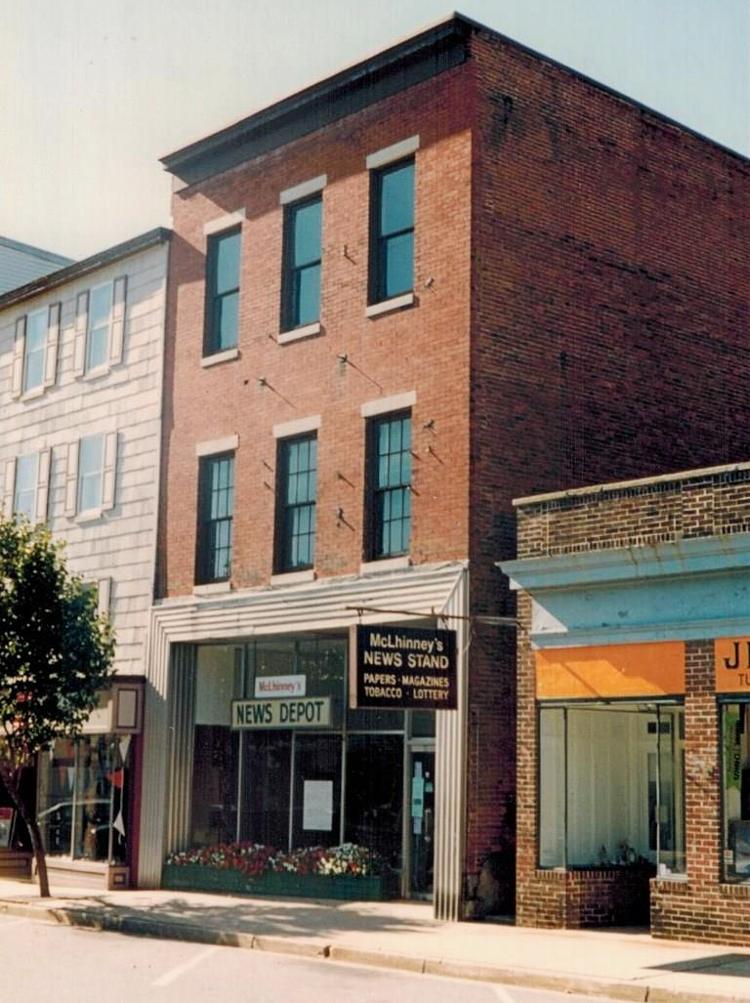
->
xmin=275 ymin=434 xmax=317 ymax=572
xmin=369 ymin=158 xmax=415 ymax=305
xmin=366 ymin=412 xmax=411 ymax=560
xmin=281 ymin=196 xmax=322 ymax=331
xmin=204 ymin=228 xmax=241 ymax=356
xmin=196 ymin=453 xmax=234 ymax=584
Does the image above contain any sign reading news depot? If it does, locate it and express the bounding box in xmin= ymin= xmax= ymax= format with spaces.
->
xmin=349 ymin=624 xmax=457 ymax=711
xmin=233 ymin=674 xmax=329 ymax=730
xmin=715 ymin=638 xmax=750 ymax=692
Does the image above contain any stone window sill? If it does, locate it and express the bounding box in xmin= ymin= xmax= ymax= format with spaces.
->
xmin=278 ymin=322 xmax=322 ymax=345
xmin=81 ymin=365 xmax=110 ymax=382
xmin=365 ymin=292 xmax=415 ymax=319
xmin=193 ymin=581 xmax=232 ymax=596
xmin=75 ymin=508 xmax=104 ymax=524
xmin=360 ymin=556 xmax=411 ymax=574
xmin=201 ymin=347 xmax=239 ymax=368
xmin=270 ymin=569 xmax=316 ymax=586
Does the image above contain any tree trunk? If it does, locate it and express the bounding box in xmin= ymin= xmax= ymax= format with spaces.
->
xmin=0 ymin=766 xmax=49 ymax=897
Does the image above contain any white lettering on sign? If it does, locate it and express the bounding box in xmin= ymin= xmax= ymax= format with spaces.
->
xmin=254 ymin=674 xmax=306 ymax=698
xmin=231 ymin=697 xmax=331 ymax=730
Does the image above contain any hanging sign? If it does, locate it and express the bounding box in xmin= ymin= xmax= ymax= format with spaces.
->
xmin=231 ymin=697 xmax=331 ymax=729
xmin=254 ymin=674 xmax=306 ymax=698
xmin=349 ymin=624 xmax=457 ymax=710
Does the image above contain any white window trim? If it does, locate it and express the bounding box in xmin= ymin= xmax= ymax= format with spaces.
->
xmin=270 ymin=569 xmax=316 ymax=586
xmin=200 ymin=347 xmax=240 ymax=368
xmin=279 ymin=174 xmax=327 ymax=206
xmin=193 ymin=581 xmax=233 ymax=597
xmin=277 ymin=321 xmax=322 ymax=345
xmin=365 ymin=292 xmax=415 ymax=319
xmin=195 ymin=434 xmax=239 ymax=457
xmin=272 ymin=415 xmax=321 ymax=438
xmin=365 ymin=135 xmax=420 ymax=170
xmin=360 ymin=556 xmax=412 ymax=574
xmin=361 ymin=391 xmax=416 ymax=418
xmin=203 ymin=209 xmax=246 ymax=236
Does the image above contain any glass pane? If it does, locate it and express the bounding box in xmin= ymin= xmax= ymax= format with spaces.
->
xmin=292 ymin=199 xmax=321 ymax=267
xmin=23 ymin=310 xmax=46 ymax=391
xmin=78 ymin=435 xmax=104 ymax=511
xmin=14 ymin=453 xmax=37 ymax=520
xmin=189 ymin=726 xmax=239 ymax=845
xmin=295 ymin=264 xmax=320 ymax=326
xmin=292 ymin=734 xmax=342 ymax=849
xmin=379 ymin=161 xmax=414 ymax=236
xmin=241 ymin=731 xmax=292 ymax=847
xmin=723 ymin=702 xmax=750 ymax=881
xmin=215 ymin=290 xmax=238 ymax=351
xmin=656 ymin=706 xmax=685 ymax=875
xmin=383 ymin=231 xmax=414 ymax=299
xmin=37 ymin=739 xmax=76 ymax=856
xmin=539 ymin=708 xmax=566 ymax=867
xmin=86 ymin=324 xmax=109 ymax=371
xmin=74 ymin=736 xmax=115 ymax=861
xmin=345 ymin=734 xmax=404 ymax=870
xmin=213 ymin=230 xmax=240 ymax=295
xmin=90 ymin=285 xmax=112 ymax=329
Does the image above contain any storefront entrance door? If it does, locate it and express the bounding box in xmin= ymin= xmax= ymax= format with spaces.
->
xmin=408 ymin=746 xmax=435 ymax=898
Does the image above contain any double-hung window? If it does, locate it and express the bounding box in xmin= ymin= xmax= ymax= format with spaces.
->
xmin=13 ymin=453 xmax=38 ymax=521
xmin=22 ymin=309 xmax=47 ymax=393
xmin=275 ymin=434 xmax=317 ymax=572
xmin=366 ymin=411 xmax=411 ymax=559
xmin=85 ymin=283 xmax=113 ymax=372
xmin=369 ymin=158 xmax=415 ymax=304
xmin=78 ymin=434 xmax=105 ymax=513
xmin=281 ymin=196 xmax=322 ymax=331
xmin=196 ymin=453 xmax=234 ymax=583
xmin=205 ymin=228 xmax=241 ymax=356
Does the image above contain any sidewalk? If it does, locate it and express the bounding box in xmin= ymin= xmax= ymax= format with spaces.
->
xmin=3 ymin=877 xmax=750 ymax=1002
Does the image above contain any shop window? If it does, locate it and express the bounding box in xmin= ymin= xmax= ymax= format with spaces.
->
xmin=365 ymin=410 xmax=412 ymax=560
xmin=369 ymin=158 xmax=414 ymax=304
xmin=275 ymin=434 xmax=317 ymax=572
xmin=195 ymin=452 xmax=234 ymax=584
xmin=721 ymin=702 xmax=750 ymax=881
xmin=204 ymin=227 xmax=241 ymax=356
xmin=37 ymin=734 xmax=132 ymax=864
xmin=538 ymin=702 xmax=685 ymax=875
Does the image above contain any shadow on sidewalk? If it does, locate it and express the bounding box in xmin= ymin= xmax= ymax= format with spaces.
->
xmin=649 ymin=953 xmax=750 ymax=978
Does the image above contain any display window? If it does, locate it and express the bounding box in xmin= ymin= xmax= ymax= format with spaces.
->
xmin=721 ymin=702 xmax=750 ymax=881
xmin=539 ymin=702 xmax=685 ymax=875
xmin=37 ymin=734 xmax=132 ymax=864
xmin=187 ymin=634 xmax=435 ymax=886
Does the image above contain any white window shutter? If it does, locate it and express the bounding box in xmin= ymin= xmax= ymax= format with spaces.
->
xmin=73 ymin=291 xmax=89 ymax=376
xmin=2 ymin=458 xmax=16 ymax=517
xmin=109 ymin=276 xmax=128 ymax=365
xmin=11 ymin=316 xmax=26 ymax=398
xmin=35 ymin=448 xmax=51 ymax=523
xmin=96 ymin=577 xmax=111 ymax=618
xmin=64 ymin=441 xmax=79 ymax=516
xmin=43 ymin=303 xmax=61 ymax=388
xmin=101 ymin=431 xmax=118 ymax=510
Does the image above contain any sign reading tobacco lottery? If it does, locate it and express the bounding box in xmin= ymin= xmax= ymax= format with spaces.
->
xmin=349 ymin=624 xmax=457 ymax=710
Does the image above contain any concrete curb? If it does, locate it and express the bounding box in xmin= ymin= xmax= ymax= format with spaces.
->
xmin=1 ymin=898 xmax=748 ymax=1003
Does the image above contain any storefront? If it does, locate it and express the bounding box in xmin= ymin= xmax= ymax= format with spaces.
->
xmin=138 ymin=562 xmax=469 ymax=919
xmin=502 ymin=463 xmax=750 ymax=944
xmin=35 ymin=681 xmax=142 ymax=889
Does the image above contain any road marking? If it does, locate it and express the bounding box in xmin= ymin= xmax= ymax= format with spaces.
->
xmin=493 ymin=986 xmax=516 ymax=1003
xmin=152 ymin=944 xmax=220 ymax=987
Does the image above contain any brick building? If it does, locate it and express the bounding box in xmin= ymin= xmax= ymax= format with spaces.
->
xmin=138 ymin=14 xmax=750 ymax=918
xmin=0 ymin=228 xmax=170 ymax=888
xmin=503 ymin=462 xmax=750 ymax=944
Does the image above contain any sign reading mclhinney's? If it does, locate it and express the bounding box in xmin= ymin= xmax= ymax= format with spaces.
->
xmin=231 ymin=697 xmax=331 ymax=729
xmin=349 ymin=624 xmax=457 ymax=710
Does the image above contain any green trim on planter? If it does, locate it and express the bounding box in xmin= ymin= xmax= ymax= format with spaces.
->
xmin=162 ymin=864 xmax=396 ymax=901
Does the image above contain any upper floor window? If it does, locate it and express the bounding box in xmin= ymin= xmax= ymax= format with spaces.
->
xmin=275 ymin=434 xmax=317 ymax=572
xmin=196 ymin=453 xmax=234 ymax=583
xmin=85 ymin=283 xmax=113 ymax=372
xmin=13 ymin=453 xmax=38 ymax=521
xmin=72 ymin=277 xmax=127 ymax=378
xmin=281 ymin=196 xmax=322 ymax=331
xmin=369 ymin=159 xmax=414 ymax=304
xmin=64 ymin=432 xmax=118 ymax=518
xmin=365 ymin=411 xmax=411 ymax=559
xmin=78 ymin=433 xmax=105 ymax=512
xmin=205 ymin=229 xmax=240 ymax=356
xmin=23 ymin=309 xmax=47 ymax=393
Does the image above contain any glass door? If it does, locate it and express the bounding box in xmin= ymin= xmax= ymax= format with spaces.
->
xmin=408 ymin=746 xmax=435 ymax=898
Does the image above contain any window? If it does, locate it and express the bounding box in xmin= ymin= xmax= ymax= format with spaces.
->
xmin=366 ymin=412 xmax=411 ymax=559
xmin=369 ymin=159 xmax=414 ymax=304
xmin=275 ymin=434 xmax=317 ymax=572
xmin=205 ymin=228 xmax=241 ymax=355
xmin=282 ymin=196 xmax=322 ymax=330
xmin=78 ymin=434 xmax=104 ymax=513
xmin=85 ymin=283 xmax=113 ymax=372
xmin=196 ymin=453 xmax=234 ymax=583
xmin=22 ymin=309 xmax=47 ymax=393
xmin=13 ymin=453 xmax=38 ymax=520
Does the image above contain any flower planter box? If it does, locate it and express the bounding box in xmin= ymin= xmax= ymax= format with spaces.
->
xmin=162 ymin=864 xmax=395 ymax=901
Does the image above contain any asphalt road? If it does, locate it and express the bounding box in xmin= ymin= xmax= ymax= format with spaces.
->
xmin=2 ymin=914 xmax=617 ymax=1003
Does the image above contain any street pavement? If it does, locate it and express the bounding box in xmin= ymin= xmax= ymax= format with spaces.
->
xmin=2 ymin=877 xmax=750 ymax=1001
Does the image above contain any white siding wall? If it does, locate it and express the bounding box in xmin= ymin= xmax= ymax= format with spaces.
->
xmin=0 ymin=241 xmax=168 ymax=678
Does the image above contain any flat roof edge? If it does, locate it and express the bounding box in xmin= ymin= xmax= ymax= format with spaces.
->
xmin=0 ymin=227 xmax=172 ymax=310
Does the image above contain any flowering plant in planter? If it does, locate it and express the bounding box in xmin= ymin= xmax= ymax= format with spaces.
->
xmin=165 ymin=841 xmax=385 ymax=878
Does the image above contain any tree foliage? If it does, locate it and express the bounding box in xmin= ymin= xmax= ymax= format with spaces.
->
xmin=0 ymin=516 xmax=115 ymax=895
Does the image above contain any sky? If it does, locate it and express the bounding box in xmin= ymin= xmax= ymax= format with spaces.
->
xmin=3 ymin=0 xmax=749 ymax=261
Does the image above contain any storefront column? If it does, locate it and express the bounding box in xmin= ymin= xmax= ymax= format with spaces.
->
xmin=684 ymin=640 xmax=721 ymax=888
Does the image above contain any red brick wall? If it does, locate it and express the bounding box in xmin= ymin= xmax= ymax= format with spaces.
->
xmin=464 ymin=22 xmax=750 ymax=902
xmin=158 ymin=66 xmax=474 ymax=597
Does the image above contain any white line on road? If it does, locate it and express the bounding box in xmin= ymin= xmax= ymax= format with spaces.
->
xmin=493 ymin=986 xmax=516 ymax=1003
xmin=152 ymin=944 xmax=220 ymax=987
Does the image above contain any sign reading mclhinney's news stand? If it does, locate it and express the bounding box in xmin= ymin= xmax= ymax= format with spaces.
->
xmin=349 ymin=624 xmax=457 ymax=710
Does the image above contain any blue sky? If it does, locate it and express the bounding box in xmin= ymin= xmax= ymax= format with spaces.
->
xmin=4 ymin=0 xmax=748 ymax=259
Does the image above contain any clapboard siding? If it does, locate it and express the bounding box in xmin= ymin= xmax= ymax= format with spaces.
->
xmin=0 ymin=239 xmax=168 ymax=678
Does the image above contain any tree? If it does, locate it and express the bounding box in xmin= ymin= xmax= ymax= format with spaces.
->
xmin=0 ymin=516 xmax=114 ymax=897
